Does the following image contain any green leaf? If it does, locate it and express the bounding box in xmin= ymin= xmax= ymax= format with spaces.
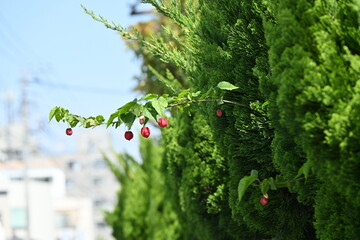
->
xmin=49 ymin=107 xmax=58 ymax=121
xmin=238 ymin=175 xmax=258 ymax=202
xmin=140 ymin=94 xmax=158 ymax=101
xmin=152 ymin=97 xmax=168 ymax=116
xmin=79 ymin=117 xmax=86 ymax=126
xmin=96 ymin=115 xmax=105 ymax=124
xmin=65 ymin=114 xmax=74 ymax=123
xmin=250 ymin=170 xmax=258 ymax=178
xmin=177 ymin=89 xmax=189 ymax=98
xmin=268 ymin=177 xmax=277 ymax=190
xmin=296 ymin=160 xmax=313 ymax=181
xmin=260 ymin=179 xmax=270 ymax=194
xmin=118 ymin=100 xmax=137 ymax=115
xmin=159 ymin=96 xmax=168 ymax=107
xmin=143 ymin=103 xmax=157 ymax=122
xmin=132 ymin=103 xmax=144 ymax=117
xmin=191 ymin=91 xmax=201 ymax=97
xmin=275 ymin=175 xmax=290 ymax=188
xmin=55 ymin=110 xmax=64 ymax=122
xmin=69 ymin=120 xmax=79 ymax=128
xmin=120 ymin=112 xmax=136 ymax=129
xmin=107 ymin=111 xmax=120 ymax=128
xmin=199 ymin=87 xmax=213 ymax=100
xmin=217 ymin=81 xmax=239 ymax=91
xmin=84 ymin=118 xmax=96 ymax=128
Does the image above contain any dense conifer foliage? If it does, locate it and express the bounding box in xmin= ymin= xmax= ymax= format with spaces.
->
xmin=104 ymin=139 xmax=183 ymax=240
xmin=63 ymin=0 xmax=360 ymax=239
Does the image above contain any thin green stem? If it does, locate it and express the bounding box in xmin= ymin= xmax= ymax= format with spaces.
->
xmin=168 ymin=98 xmax=265 ymax=117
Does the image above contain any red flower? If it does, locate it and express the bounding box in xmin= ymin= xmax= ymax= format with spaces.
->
xmin=260 ymin=197 xmax=268 ymax=206
xmin=157 ymin=117 xmax=168 ymax=128
xmin=66 ymin=128 xmax=73 ymax=136
xmin=141 ymin=127 xmax=151 ymax=138
xmin=124 ymin=131 xmax=134 ymax=141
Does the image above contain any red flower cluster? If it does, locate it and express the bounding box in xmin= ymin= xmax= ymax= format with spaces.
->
xmin=123 ymin=117 xmax=169 ymax=140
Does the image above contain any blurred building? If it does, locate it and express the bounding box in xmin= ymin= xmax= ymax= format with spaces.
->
xmin=0 ymin=123 xmax=118 ymax=240
xmin=53 ymin=130 xmax=118 ymax=240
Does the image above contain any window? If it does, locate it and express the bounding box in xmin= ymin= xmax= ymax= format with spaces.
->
xmin=11 ymin=208 xmax=27 ymax=228
xmin=55 ymin=211 xmax=77 ymax=228
xmin=67 ymin=161 xmax=81 ymax=171
xmin=96 ymin=221 xmax=107 ymax=228
xmin=55 ymin=213 xmax=71 ymax=228
xmin=93 ymin=177 xmax=103 ymax=185
xmin=35 ymin=177 xmax=52 ymax=182
xmin=94 ymin=199 xmax=106 ymax=207
xmin=65 ymin=179 xmax=74 ymax=189
xmin=93 ymin=159 xmax=106 ymax=168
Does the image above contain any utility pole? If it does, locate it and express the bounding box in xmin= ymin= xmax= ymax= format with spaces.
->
xmin=20 ymin=72 xmax=31 ymax=240
xmin=2 ymin=90 xmax=15 ymax=161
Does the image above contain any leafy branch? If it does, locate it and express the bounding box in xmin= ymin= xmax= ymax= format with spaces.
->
xmin=238 ymin=160 xmax=313 ymax=203
xmin=49 ymin=81 xmax=256 ymax=130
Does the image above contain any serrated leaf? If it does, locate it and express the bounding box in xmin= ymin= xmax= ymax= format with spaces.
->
xmin=143 ymin=104 xmax=157 ymax=122
xmin=191 ymin=91 xmax=201 ymax=97
xmin=238 ymin=175 xmax=258 ymax=202
xmin=132 ymin=103 xmax=144 ymax=117
xmin=120 ymin=112 xmax=136 ymax=129
xmin=158 ymin=96 xmax=168 ymax=107
xmin=69 ymin=119 xmax=79 ymax=128
xmin=118 ymin=100 xmax=137 ymax=115
xmin=152 ymin=97 xmax=168 ymax=116
xmin=296 ymin=160 xmax=313 ymax=181
xmin=217 ymin=81 xmax=239 ymax=91
xmin=49 ymin=107 xmax=58 ymax=121
xmin=79 ymin=117 xmax=86 ymax=125
xmin=65 ymin=114 xmax=74 ymax=123
xmin=250 ymin=170 xmax=258 ymax=177
xmin=178 ymin=89 xmax=190 ymax=98
xmin=199 ymin=87 xmax=213 ymax=100
xmin=260 ymin=179 xmax=270 ymax=194
xmin=55 ymin=112 xmax=63 ymax=122
xmin=107 ymin=111 xmax=120 ymax=128
xmin=268 ymin=177 xmax=277 ymax=190
xmin=275 ymin=175 xmax=290 ymax=188
xmin=140 ymin=94 xmax=158 ymax=101
xmin=96 ymin=115 xmax=105 ymax=123
xmin=85 ymin=118 xmax=96 ymax=128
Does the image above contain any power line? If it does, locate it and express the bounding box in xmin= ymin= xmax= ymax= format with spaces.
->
xmin=33 ymin=77 xmax=130 ymax=95
xmin=0 ymin=11 xmax=42 ymax=61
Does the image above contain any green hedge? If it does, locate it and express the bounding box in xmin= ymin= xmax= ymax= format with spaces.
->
xmin=105 ymin=0 xmax=360 ymax=239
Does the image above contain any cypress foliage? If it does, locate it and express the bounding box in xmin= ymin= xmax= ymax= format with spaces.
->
xmin=104 ymin=138 xmax=182 ymax=240
xmin=160 ymin=0 xmax=315 ymax=239
xmin=162 ymin=112 xmax=239 ymax=240
xmin=264 ymin=0 xmax=360 ymax=238
xmin=89 ymin=0 xmax=360 ymax=239
xmin=186 ymin=0 xmax=314 ymax=239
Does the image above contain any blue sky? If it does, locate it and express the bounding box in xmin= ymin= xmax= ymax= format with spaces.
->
xmin=0 ymin=1 xmax=155 ymax=159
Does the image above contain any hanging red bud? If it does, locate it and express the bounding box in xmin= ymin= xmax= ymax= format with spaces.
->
xmin=141 ymin=127 xmax=151 ymax=138
xmin=157 ymin=117 xmax=168 ymax=128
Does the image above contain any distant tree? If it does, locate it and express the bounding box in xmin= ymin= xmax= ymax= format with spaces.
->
xmin=103 ymin=138 xmax=182 ymax=240
xmin=125 ymin=1 xmax=187 ymax=95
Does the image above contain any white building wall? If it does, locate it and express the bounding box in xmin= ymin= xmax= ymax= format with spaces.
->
xmin=1 ymin=181 xmax=55 ymax=240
